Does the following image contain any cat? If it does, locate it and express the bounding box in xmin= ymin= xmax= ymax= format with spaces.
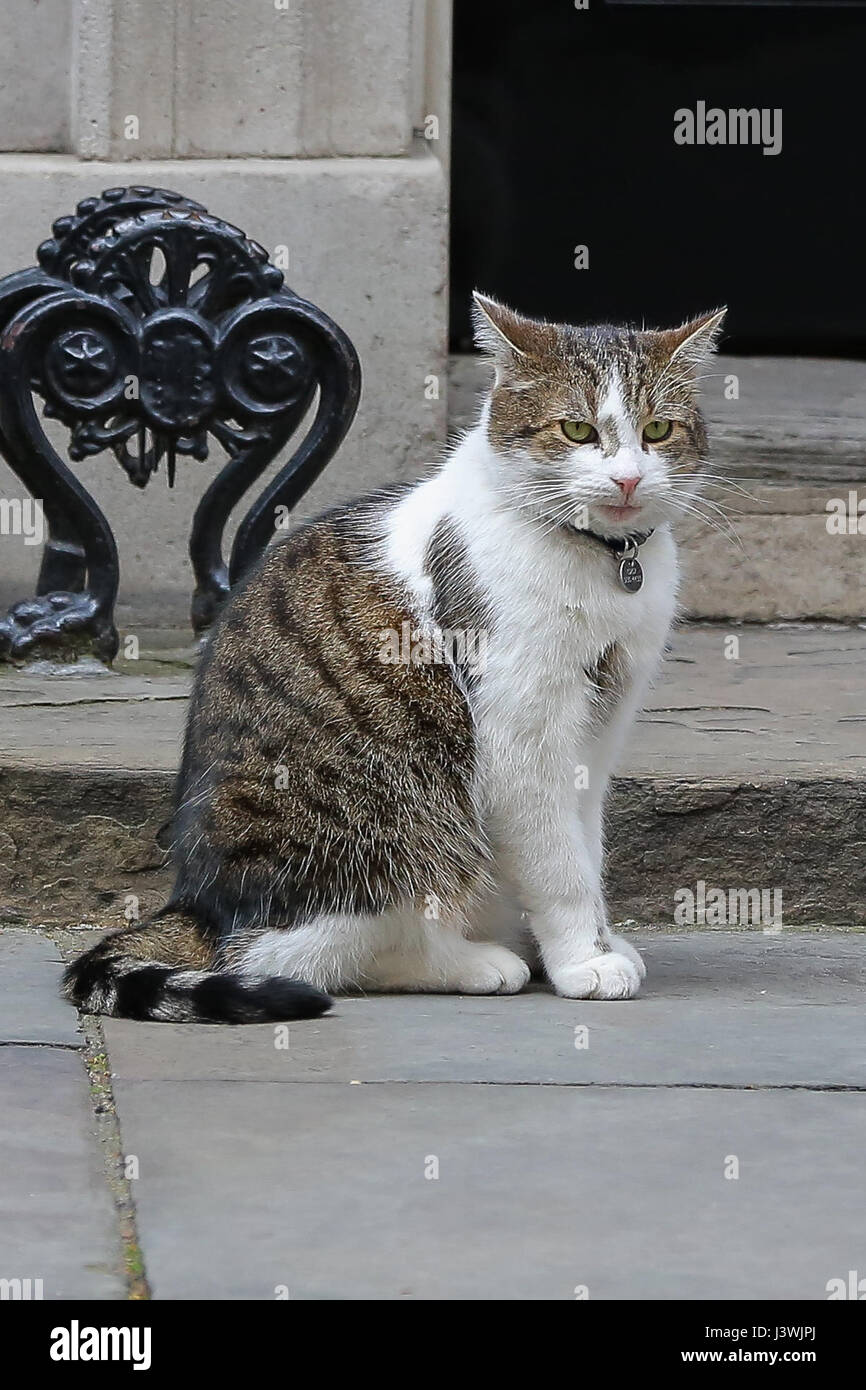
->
xmin=63 ymin=293 xmax=724 ymax=1023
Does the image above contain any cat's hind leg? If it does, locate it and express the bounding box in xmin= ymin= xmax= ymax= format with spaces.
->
xmin=350 ymin=902 xmax=530 ymax=995
xmin=231 ymin=914 xmax=371 ymax=995
xmin=363 ymin=920 xmax=531 ymax=995
xmin=231 ymin=906 xmax=530 ymax=997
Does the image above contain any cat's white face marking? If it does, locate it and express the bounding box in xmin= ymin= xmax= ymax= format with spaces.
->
xmin=573 ymin=369 xmax=670 ymax=531
xmin=596 ymin=373 xmax=627 ymax=430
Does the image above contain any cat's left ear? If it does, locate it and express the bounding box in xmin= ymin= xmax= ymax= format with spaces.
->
xmin=659 ymin=308 xmax=727 ymax=371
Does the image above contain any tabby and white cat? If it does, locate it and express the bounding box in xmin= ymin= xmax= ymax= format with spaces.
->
xmin=64 ymin=294 xmax=724 ymax=1022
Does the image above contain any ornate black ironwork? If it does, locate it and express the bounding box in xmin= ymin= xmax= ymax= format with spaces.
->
xmin=0 ymin=186 xmax=361 ymax=662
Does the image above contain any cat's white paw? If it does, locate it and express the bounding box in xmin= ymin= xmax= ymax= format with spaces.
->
xmin=550 ymin=952 xmax=642 ymax=1000
xmin=450 ymin=943 xmax=531 ymax=995
xmin=604 ymin=932 xmax=646 ymax=981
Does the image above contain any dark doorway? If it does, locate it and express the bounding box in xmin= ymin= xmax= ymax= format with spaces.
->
xmin=450 ymin=0 xmax=866 ymax=355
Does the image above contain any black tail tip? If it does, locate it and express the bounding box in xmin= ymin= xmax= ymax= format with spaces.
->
xmin=259 ymin=977 xmax=333 ymax=1021
xmin=196 ymin=973 xmax=334 ymax=1022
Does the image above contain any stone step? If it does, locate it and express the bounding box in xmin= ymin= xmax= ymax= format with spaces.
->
xmin=449 ymin=354 xmax=866 ymax=622
xmin=1 ymin=625 xmax=862 ymax=929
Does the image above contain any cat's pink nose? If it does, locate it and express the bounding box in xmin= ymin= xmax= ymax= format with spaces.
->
xmin=614 ymin=476 xmax=641 ymax=502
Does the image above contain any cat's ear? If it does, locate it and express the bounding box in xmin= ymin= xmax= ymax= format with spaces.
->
xmin=471 ymin=291 xmax=550 ymax=367
xmin=659 ymin=308 xmax=727 ymax=371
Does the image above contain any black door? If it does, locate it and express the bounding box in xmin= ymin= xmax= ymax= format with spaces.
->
xmin=451 ymin=0 xmax=866 ymax=355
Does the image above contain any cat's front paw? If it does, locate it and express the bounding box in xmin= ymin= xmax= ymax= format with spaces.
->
xmin=604 ymin=932 xmax=646 ymax=981
xmin=550 ymin=952 xmax=643 ymax=1000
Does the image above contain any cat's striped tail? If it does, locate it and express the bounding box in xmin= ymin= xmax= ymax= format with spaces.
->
xmin=61 ymin=911 xmax=332 ymax=1024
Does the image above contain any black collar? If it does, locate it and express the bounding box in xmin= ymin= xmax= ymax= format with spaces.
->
xmin=577 ymin=527 xmax=654 ymax=556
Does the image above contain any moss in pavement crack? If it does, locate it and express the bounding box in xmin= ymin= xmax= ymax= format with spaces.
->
xmin=80 ymin=1015 xmax=151 ymax=1300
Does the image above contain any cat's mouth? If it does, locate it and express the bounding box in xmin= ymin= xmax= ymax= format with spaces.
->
xmin=595 ymin=503 xmax=646 ymax=526
xmin=560 ymin=502 xmax=652 ymax=540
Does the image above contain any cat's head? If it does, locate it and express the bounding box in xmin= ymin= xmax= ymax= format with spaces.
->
xmin=471 ymin=292 xmax=725 ymax=539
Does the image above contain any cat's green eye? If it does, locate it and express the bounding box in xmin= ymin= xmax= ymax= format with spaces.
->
xmin=561 ymin=420 xmax=597 ymax=444
xmin=643 ymin=419 xmax=674 ymax=444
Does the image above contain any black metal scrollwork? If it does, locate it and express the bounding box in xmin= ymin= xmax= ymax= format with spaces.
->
xmin=0 ymin=186 xmax=361 ymax=662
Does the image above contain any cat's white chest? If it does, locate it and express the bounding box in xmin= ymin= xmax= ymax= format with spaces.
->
xmin=469 ymin=529 xmax=677 ymax=804
xmin=483 ymin=531 xmax=673 ymax=697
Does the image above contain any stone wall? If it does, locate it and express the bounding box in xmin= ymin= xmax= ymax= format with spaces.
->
xmin=0 ymin=0 xmax=452 ymax=628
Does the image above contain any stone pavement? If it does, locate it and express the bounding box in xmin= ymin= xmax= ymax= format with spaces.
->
xmin=1 ymin=624 xmax=864 ymax=929
xmin=0 ymin=932 xmax=125 ymax=1299
xmin=3 ymin=926 xmax=865 ymax=1300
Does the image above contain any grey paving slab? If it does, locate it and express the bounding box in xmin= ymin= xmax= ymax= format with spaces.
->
xmin=1 ymin=626 xmax=864 ymax=779
xmin=109 ymin=1079 xmax=866 ymax=1299
xmin=0 ymin=929 xmax=81 ymax=1046
xmin=103 ymin=933 xmax=866 ymax=1089
xmin=0 ymin=1047 xmax=125 ymax=1299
